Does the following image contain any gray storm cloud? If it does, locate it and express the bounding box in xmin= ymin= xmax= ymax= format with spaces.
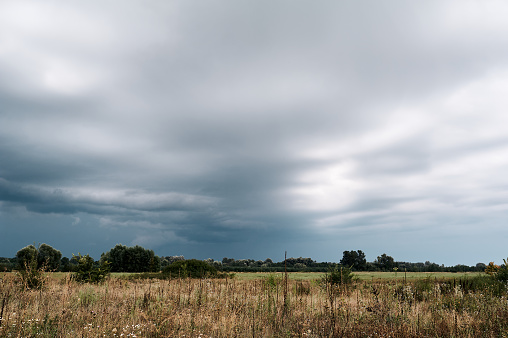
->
xmin=1 ymin=1 xmax=508 ymax=264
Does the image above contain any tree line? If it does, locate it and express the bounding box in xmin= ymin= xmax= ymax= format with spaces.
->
xmin=338 ymin=250 xmax=486 ymax=272
xmin=0 ymin=245 xmax=488 ymax=273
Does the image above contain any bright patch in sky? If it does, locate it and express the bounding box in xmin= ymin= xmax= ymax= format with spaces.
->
xmin=1 ymin=1 xmax=508 ymax=265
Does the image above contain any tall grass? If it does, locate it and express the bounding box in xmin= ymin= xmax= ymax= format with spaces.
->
xmin=0 ymin=273 xmax=508 ymax=337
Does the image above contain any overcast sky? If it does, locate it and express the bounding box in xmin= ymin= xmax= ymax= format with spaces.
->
xmin=1 ymin=1 xmax=508 ymax=265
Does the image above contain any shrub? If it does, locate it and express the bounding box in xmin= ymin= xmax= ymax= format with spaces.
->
xmin=495 ymin=259 xmax=508 ymax=283
xmin=484 ymin=258 xmax=508 ymax=291
xmin=322 ymin=265 xmax=355 ymax=286
xmin=17 ymin=249 xmax=47 ymax=290
xmin=264 ymin=273 xmax=282 ymax=290
xmin=162 ymin=259 xmax=217 ymax=278
xmin=485 ymin=262 xmax=500 ymax=276
xmin=72 ymin=254 xmax=110 ymax=284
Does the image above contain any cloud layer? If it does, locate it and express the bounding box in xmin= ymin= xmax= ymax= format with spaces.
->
xmin=2 ymin=1 xmax=508 ymax=264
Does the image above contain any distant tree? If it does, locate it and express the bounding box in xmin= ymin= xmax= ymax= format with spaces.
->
xmin=222 ymin=257 xmax=235 ymax=265
xmin=123 ymin=245 xmax=158 ymax=272
xmin=101 ymin=245 xmax=125 ymax=272
xmin=374 ymin=253 xmax=396 ymax=271
xmin=163 ymin=259 xmax=217 ymax=278
xmin=16 ymin=245 xmax=38 ymax=270
xmin=69 ymin=255 xmax=80 ymax=266
xmin=451 ymin=264 xmax=469 ymax=272
xmin=16 ymin=244 xmax=57 ymax=289
xmin=160 ymin=256 xmax=185 ymax=268
xmin=294 ymin=263 xmax=307 ymax=270
xmin=100 ymin=244 xmax=160 ymax=272
xmin=0 ymin=257 xmax=17 ymax=271
xmin=38 ymin=243 xmax=62 ymax=270
xmin=475 ymin=262 xmax=487 ymax=272
xmin=60 ymin=257 xmax=71 ymax=272
xmin=149 ymin=255 xmax=161 ymax=272
xmin=424 ymin=261 xmax=441 ymax=272
xmin=285 ymin=257 xmax=315 ymax=268
xmin=16 ymin=243 xmax=61 ymax=271
xmin=167 ymin=255 xmax=185 ymax=264
xmin=340 ymin=250 xmax=367 ymax=271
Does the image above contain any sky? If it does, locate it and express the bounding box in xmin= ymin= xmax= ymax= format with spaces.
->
xmin=1 ymin=1 xmax=508 ymax=265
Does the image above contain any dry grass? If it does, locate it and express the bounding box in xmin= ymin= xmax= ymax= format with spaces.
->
xmin=1 ymin=273 xmax=508 ymax=337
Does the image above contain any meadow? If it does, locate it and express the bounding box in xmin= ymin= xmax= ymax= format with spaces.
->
xmin=1 ymin=271 xmax=507 ymax=337
xmin=233 ymin=271 xmax=478 ymax=281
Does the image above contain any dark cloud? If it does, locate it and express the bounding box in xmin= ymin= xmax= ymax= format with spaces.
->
xmin=2 ymin=1 xmax=508 ymax=265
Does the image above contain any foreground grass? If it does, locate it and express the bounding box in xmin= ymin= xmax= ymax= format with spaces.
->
xmin=1 ymin=272 xmax=507 ymax=337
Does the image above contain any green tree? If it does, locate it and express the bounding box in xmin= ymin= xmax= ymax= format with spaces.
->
xmin=60 ymin=257 xmax=71 ymax=272
xmin=100 ymin=244 xmax=160 ymax=272
xmin=222 ymin=257 xmax=235 ymax=265
xmin=100 ymin=244 xmax=126 ymax=272
xmin=16 ymin=243 xmax=61 ymax=271
xmin=72 ymin=254 xmax=110 ymax=283
xmin=16 ymin=244 xmax=49 ymax=289
xmin=340 ymin=250 xmax=367 ymax=271
xmin=163 ymin=259 xmax=217 ymax=278
xmin=16 ymin=245 xmax=38 ymax=270
xmin=323 ymin=265 xmax=355 ymax=286
xmin=374 ymin=253 xmax=396 ymax=271
xmin=37 ymin=243 xmax=62 ymax=271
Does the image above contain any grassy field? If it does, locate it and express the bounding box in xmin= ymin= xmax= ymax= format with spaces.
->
xmin=1 ymin=270 xmax=483 ymax=282
xmin=233 ymin=272 xmax=324 ymax=281
xmin=1 ymin=270 xmax=507 ymax=337
xmin=355 ymin=271 xmax=481 ymax=281
xmin=232 ymin=271 xmax=483 ymax=281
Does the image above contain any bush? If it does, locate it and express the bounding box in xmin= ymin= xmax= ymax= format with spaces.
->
xmin=15 ymin=244 xmax=62 ymax=289
xmin=485 ymin=259 xmax=508 ymax=292
xmin=264 ymin=273 xmax=282 ymax=290
xmin=17 ymin=249 xmax=47 ymax=290
xmin=72 ymin=254 xmax=110 ymax=284
xmin=495 ymin=259 xmax=508 ymax=283
xmin=162 ymin=259 xmax=217 ymax=278
xmin=322 ymin=265 xmax=355 ymax=286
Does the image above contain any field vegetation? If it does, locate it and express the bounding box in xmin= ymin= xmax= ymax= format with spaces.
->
xmin=2 ymin=244 xmax=507 ymax=336
xmin=1 ymin=269 xmax=508 ymax=337
xmin=233 ymin=271 xmax=480 ymax=281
